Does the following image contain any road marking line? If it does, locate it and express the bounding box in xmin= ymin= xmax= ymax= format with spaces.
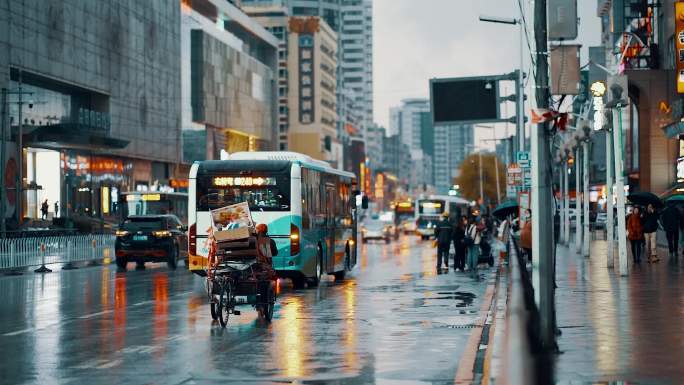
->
xmin=2 ymin=328 xmax=33 ymax=336
xmin=78 ymin=310 xmax=112 ymax=319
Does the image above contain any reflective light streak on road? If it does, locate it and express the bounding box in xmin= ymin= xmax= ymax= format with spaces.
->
xmin=588 ymin=243 xmax=621 ymax=373
xmin=343 ymin=281 xmax=358 ymax=374
xmin=278 ymin=296 xmax=305 ymax=378
xmin=153 ymin=273 xmax=169 ymax=359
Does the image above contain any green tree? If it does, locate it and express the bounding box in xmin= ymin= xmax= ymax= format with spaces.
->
xmin=455 ymin=153 xmax=506 ymax=203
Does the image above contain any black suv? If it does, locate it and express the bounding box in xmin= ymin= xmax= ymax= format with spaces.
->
xmin=115 ymin=215 xmax=188 ymax=270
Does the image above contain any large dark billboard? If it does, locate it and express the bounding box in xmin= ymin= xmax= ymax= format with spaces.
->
xmin=430 ymin=77 xmax=500 ymax=125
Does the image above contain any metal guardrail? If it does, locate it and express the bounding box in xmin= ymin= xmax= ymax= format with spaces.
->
xmin=0 ymin=234 xmax=115 ymax=272
xmin=500 ymin=236 xmax=535 ymax=385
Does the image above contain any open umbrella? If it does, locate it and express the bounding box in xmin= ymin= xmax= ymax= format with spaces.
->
xmin=665 ymin=194 xmax=684 ymax=204
xmin=627 ymin=191 xmax=663 ymax=208
xmin=492 ymin=199 xmax=518 ymax=219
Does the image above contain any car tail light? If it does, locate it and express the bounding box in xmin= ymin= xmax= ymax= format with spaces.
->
xmin=189 ymin=223 xmax=196 ymax=255
xmin=290 ymin=223 xmax=300 ymax=256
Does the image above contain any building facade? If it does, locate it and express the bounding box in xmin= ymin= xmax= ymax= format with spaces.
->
xmin=286 ymin=17 xmax=340 ymax=164
xmin=0 ymin=0 xmax=181 ymax=225
xmin=242 ymin=0 xmax=373 ymax=138
xmin=593 ymin=0 xmax=681 ymax=195
xmin=389 ymin=98 xmax=432 ymax=191
xmin=181 ymin=0 xmax=278 ymax=163
xmin=433 ymin=124 xmax=474 ymax=195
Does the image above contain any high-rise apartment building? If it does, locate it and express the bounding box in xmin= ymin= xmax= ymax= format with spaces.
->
xmin=389 ymin=99 xmax=431 ymax=191
xmin=433 ymin=124 xmax=474 ymax=195
xmin=242 ymin=0 xmax=373 ymax=137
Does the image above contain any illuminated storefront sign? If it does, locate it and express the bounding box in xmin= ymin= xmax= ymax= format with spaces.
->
xmin=126 ymin=193 xmax=161 ymax=202
xmin=676 ymin=2 xmax=684 ymax=93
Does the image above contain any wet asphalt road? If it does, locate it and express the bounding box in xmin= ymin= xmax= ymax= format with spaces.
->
xmin=0 ymin=235 xmax=493 ymax=384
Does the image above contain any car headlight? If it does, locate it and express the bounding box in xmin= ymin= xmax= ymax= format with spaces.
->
xmin=115 ymin=230 xmax=129 ymax=237
xmin=152 ymin=230 xmax=172 ymax=237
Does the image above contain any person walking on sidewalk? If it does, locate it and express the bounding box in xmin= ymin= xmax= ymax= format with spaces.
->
xmin=660 ymin=203 xmax=680 ymax=259
xmin=520 ymin=209 xmax=532 ymax=263
xmin=452 ymin=216 xmax=467 ymax=272
xmin=627 ymin=206 xmax=644 ymax=264
xmin=434 ymin=213 xmax=452 ymax=271
xmin=643 ymin=204 xmax=660 ymax=263
xmin=466 ymin=217 xmax=482 ymax=279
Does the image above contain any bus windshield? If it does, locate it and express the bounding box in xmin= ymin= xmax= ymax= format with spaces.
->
xmin=418 ymin=199 xmax=445 ymax=215
xmin=196 ymin=174 xmax=291 ymax=212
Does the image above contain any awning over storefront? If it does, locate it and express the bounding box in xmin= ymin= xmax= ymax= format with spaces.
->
xmin=23 ymin=124 xmax=130 ymax=150
xmin=663 ymin=121 xmax=684 ymax=139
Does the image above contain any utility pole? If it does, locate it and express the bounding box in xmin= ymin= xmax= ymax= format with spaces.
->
xmin=613 ymin=102 xmax=629 ymax=276
xmin=606 ymin=129 xmax=614 ymax=268
xmin=16 ymin=70 xmax=23 ymax=226
xmin=563 ymin=158 xmax=570 ymax=245
xmin=575 ymin=146 xmax=582 ymax=253
xmin=558 ymin=160 xmax=565 ymax=244
xmin=479 ymin=150 xmax=484 ymax=203
xmin=532 ymin=0 xmax=555 ymax=349
xmin=0 ymin=88 xmax=6 ymax=236
xmin=582 ymin=140 xmax=591 ymax=257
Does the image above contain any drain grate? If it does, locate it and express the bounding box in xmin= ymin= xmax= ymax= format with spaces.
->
xmin=442 ymin=324 xmax=482 ymax=329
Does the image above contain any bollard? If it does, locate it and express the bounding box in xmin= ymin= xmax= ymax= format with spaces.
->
xmin=62 ymin=240 xmax=78 ymax=270
xmin=5 ymin=242 xmax=23 ymax=276
xmin=87 ymin=238 xmax=100 ymax=266
xmin=34 ymin=243 xmax=52 ymax=273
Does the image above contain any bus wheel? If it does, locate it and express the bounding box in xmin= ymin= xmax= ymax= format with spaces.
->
xmin=308 ymin=247 xmax=323 ymax=288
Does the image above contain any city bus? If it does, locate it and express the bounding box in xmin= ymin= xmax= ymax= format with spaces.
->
xmin=188 ymin=152 xmax=361 ymax=288
xmin=120 ymin=191 xmax=189 ymax=224
xmin=415 ymin=195 xmax=470 ymax=239
xmin=393 ymin=199 xmax=416 ymax=234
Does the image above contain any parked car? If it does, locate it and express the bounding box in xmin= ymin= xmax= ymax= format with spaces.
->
xmin=361 ymin=219 xmax=391 ymax=243
xmin=115 ymin=215 xmax=188 ymax=270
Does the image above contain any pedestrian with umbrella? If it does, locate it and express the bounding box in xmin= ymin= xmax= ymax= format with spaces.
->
xmin=660 ymin=202 xmax=681 ymax=259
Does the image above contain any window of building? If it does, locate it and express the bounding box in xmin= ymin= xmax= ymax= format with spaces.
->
xmin=293 ymin=6 xmax=319 ymax=16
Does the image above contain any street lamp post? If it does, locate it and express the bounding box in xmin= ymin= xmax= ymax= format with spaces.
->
xmin=479 ymin=15 xmax=525 ymax=154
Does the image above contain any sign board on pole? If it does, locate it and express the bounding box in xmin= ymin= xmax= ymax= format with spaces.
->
xmin=676 ymin=2 xmax=684 ymax=93
xmin=548 ymin=0 xmax=578 ymax=40
xmin=519 ymin=191 xmax=530 ymax=226
xmin=430 ymin=76 xmax=500 ymax=125
xmin=507 ymin=163 xmax=522 ymax=186
xmin=516 ymin=151 xmax=531 ymax=168
xmin=550 ymin=45 xmax=580 ymax=95
xmin=523 ymin=168 xmax=532 ymax=188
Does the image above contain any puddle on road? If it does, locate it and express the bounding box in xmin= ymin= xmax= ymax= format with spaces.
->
xmin=420 ymin=291 xmax=476 ymax=307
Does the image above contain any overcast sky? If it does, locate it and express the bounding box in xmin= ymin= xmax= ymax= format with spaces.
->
xmin=373 ymin=0 xmax=602 ymax=148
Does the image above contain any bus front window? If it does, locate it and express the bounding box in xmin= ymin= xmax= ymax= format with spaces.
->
xmin=197 ymin=175 xmax=291 ymax=212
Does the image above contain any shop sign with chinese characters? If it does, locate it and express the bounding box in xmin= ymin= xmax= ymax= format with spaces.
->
xmin=676 ymin=2 xmax=684 ymax=93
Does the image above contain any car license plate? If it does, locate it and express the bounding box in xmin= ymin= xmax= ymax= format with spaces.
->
xmin=234 ymin=296 xmax=248 ymax=304
xmin=133 ymin=235 xmax=148 ymax=241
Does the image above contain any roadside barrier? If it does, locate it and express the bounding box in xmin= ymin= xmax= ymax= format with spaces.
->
xmin=0 ymin=234 xmax=115 ymax=274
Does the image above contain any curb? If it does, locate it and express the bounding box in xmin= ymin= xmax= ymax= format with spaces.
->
xmin=454 ymin=264 xmax=503 ymax=384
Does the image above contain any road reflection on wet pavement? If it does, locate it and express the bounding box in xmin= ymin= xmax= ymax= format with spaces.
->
xmin=0 ymin=235 xmax=493 ymax=384
xmin=554 ymin=240 xmax=684 ymax=385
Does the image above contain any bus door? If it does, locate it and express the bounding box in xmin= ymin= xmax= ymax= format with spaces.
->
xmin=325 ymin=183 xmax=336 ymax=272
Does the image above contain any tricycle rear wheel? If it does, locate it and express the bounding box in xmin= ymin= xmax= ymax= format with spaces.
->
xmin=258 ymin=282 xmax=275 ymax=322
xmin=218 ymin=283 xmax=232 ymax=328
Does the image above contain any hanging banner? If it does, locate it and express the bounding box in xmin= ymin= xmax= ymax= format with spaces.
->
xmin=676 ymin=2 xmax=684 ymax=93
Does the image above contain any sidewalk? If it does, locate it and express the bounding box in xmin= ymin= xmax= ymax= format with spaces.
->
xmin=554 ymin=238 xmax=684 ymax=384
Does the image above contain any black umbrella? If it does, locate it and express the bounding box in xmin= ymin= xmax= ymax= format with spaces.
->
xmin=627 ymin=191 xmax=663 ymax=208
xmin=492 ymin=199 xmax=518 ymax=219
